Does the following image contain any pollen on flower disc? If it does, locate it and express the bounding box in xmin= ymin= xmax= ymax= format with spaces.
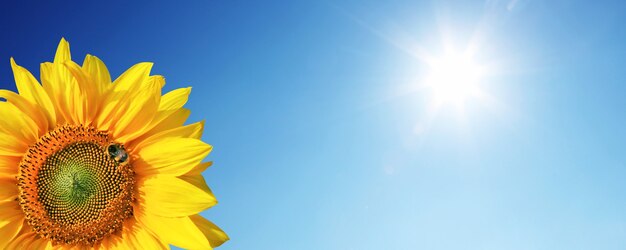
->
xmin=17 ymin=125 xmax=135 ymax=246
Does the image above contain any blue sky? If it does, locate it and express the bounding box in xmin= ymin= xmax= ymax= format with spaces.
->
xmin=1 ymin=0 xmax=626 ymax=249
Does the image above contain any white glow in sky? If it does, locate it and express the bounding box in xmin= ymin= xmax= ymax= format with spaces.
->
xmin=424 ymin=52 xmax=486 ymax=110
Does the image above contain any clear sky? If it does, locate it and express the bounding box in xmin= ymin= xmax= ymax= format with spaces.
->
xmin=1 ymin=1 xmax=626 ymax=249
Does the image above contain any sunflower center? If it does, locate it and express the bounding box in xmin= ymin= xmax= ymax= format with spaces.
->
xmin=17 ymin=125 xmax=135 ymax=246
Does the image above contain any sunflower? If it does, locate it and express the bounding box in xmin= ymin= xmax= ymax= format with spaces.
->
xmin=0 ymin=38 xmax=228 ymax=249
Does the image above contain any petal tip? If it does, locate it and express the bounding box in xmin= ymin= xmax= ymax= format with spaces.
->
xmin=54 ymin=38 xmax=71 ymax=63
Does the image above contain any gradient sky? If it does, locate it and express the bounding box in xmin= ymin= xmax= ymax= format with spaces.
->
xmin=2 ymin=1 xmax=626 ymax=249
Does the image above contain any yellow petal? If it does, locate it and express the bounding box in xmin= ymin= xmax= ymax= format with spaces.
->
xmin=136 ymin=137 xmax=212 ymax=176
xmin=128 ymin=226 xmax=168 ymax=250
xmin=54 ymin=38 xmax=71 ymax=63
xmin=0 ymin=130 xmax=29 ymax=157
xmin=0 ymin=102 xmax=39 ymax=145
xmin=40 ymin=62 xmax=68 ymax=124
xmin=64 ymin=61 xmax=98 ymax=124
xmin=0 ymin=201 xmax=24 ymax=249
xmin=179 ymin=174 xmax=215 ymax=197
xmin=118 ymin=218 xmax=168 ymax=250
xmin=146 ymin=108 xmax=190 ymax=134
xmin=111 ymin=62 xmax=153 ymax=91
xmin=25 ymin=237 xmax=49 ymax=250
xmin=0 ymin=217 xmax=24 ymax=249
xmin=128 ymin=108 xmax=191 ymax=149
xmin=95 ymin=63 xmax=153 ymax=130
xmin=47 ymin=38 xmax=82 ymax=124
xmin=0 ymin=200 xmax=23 ymax=224
xmin=82 ymin=54 xmax=111 ymax=93
xmin=185 ymin=162 xmax=213 ymax=176
xmin=139 ymin=175 xmax=217 ymax=217
xmin=139 ymin=212 xmax=212 ymax=250
xmin=0 ymin=156 xmax=21 ymax=176
xmin=0 ymin=90 xmax=49 ymax=134
xmin=5 ymin=231 xmax=37 ymax=250
xmin=9 ymin=58 xmax=56 ymax=129
xmin=150 ymin=75 xmax=166 ymax=89
xmin=0 ymin=176 xmax=18 ymax=201
xmin=81 ymin=55 xmax=111 ymax=123
xmin=159 ymin=87 xmax=191 ymax=111
xmin=94 ymin=85 xmax=132 ymax=131
xmin=135 ymin=121 xmax=204 ymax=150
xmin=114 ymin=78 xmax=161 ymax=143
xmin=62 ymin=64 xmax=88 ymax=125
xmin=40 ymin=61 xmax=82 ymax=124
xmin=190 ymin=214 xmax=229 ymax=248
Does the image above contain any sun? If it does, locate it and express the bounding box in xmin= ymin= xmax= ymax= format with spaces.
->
xmin=424 ymin=52 xmax=485 ymax=110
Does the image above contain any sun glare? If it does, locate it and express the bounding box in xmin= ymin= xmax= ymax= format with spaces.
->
xmin=424 ymin=52 xmax=485 ymax=109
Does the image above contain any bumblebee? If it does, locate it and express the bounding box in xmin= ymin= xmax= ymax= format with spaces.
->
xmin=107 ymin=143 xmax=128 ymax=163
